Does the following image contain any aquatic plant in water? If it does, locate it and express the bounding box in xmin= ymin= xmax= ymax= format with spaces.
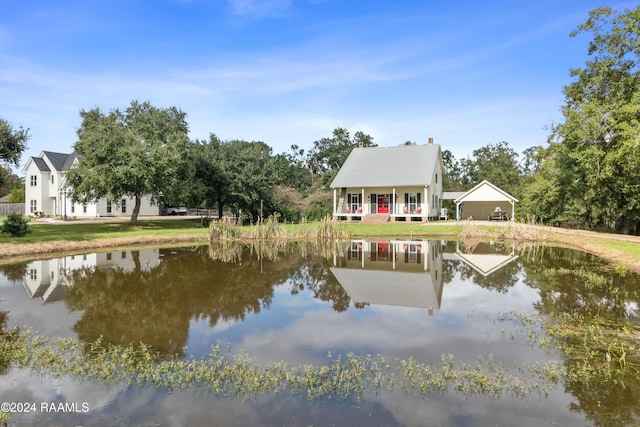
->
xmin=1 ymin=328 xmax=561 ymax=402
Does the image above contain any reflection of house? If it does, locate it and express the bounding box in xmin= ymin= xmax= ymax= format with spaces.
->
xmin=330 ymin=140 xmax=444 ymax=222
xmin=442 ymin=241 xmax=518 ymax=276
xmin=23 ymin=249 xmax=161 ymax=303
xmin=22 ymin=151 xmax=159 ymax=217
xmin=331 ymin=239 xmax=444 ymax=312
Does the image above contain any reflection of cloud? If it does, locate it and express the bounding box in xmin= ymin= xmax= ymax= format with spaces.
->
xmin=236 ymin=279 xmax=549 ymax=367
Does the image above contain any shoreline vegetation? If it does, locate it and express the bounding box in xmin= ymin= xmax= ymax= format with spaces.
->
xmin=1 ymin=216 xmax=640 ymax=273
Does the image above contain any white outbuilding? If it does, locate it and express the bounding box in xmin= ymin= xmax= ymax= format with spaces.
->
xmin=453 ymin=180 xmax=518 ymax=221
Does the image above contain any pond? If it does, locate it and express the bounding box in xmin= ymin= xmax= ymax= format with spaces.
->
xmin=0 ymin=239 xmax=639 ymax=426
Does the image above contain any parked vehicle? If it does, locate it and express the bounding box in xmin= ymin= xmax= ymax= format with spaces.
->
xmin=165 ymin=206 xmax=188 ymax=215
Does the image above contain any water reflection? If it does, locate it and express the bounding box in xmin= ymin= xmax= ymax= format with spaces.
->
xmin=332 ymin=239 xmax=443 ymax=312
xmin=1 ymin=239 xmax=640 ymax=426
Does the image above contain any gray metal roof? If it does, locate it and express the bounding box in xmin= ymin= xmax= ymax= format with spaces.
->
xmin=330 ymin=144 xmax=442 ymax=188
xmin=442 ymin=191 xmax=466 ymax=200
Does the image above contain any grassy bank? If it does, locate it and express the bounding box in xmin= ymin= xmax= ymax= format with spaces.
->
xmin=2 ymin=218 xmax=640 ymax=273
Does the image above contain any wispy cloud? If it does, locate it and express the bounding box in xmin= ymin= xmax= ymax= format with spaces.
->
xmin=227 ymin=0 xmax=292 ymax=19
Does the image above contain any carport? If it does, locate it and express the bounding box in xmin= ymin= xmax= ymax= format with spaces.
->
xmin=453 ymin=180 xmax=518 ymax=221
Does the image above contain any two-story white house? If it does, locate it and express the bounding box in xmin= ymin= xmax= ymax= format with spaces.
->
xmin=330 ymin=139 xmax=444 ymax=222
xmin=23 ymin=151 xmax=159 ymax=218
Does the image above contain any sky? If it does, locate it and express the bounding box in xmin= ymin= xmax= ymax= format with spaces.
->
xmin=0 ymin=0 xmax=635 ymax=172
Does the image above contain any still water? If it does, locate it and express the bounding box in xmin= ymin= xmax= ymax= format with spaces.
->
xmin=0 ymin=239 xmax=639 ymax=426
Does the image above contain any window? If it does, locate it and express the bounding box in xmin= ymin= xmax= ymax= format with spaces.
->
xmin=71 ymin=204 xmax=75 ymax=214
xmin=106 ymin=253 xmax=112 ymax=261
xmin=82 ymin=204 xmax=87 ymax=214
xmin=30 ymin=200 xmax=37 ymax=213
xmin=436 ymin=173 xmax=438 ymax=184
xmin=106 ymin=200 xmax=112 ymax=214
xmin=51 ymin=175 xmax=54 ymax=184
xmin=30 ymin=175 xmax=37 ymax=187
xmin=29 ymin=269 xmax=37 ymax=280
xmin=347 ymin=194 xmax=362 ymax=213
xmin=408 ymin=193 xmax=418 ymax=213
xmin=121 ymin=199 xmax=127 ymax=214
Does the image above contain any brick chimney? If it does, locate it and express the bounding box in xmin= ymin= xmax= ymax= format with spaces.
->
xmin=428 ymin=137 xmax=433 ymax=145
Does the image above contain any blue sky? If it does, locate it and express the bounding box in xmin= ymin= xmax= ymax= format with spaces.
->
xmin=0 ymin=0 xmax=633 ymax=171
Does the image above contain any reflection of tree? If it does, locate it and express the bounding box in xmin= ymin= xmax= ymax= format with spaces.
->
xmin=289 ymin=256 xmax=350 ymax=312
xmin=0 ymin=261 xmax=28 ymax=283
xmin=0 ymin=310 xmax=10 ymax=375
xmin=520 ymin=246 xmax=640 ymax=426
xmin=63 ymin=243 xmax=351 ymax=356
xmin=522 ymin=247 xmax=640 ymax=320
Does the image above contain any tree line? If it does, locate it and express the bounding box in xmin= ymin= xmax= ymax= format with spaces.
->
xmin=2 ymin=5 xmax=639 ymax=233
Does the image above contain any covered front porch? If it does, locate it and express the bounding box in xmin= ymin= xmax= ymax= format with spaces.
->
xmin=332 ymin=187 xmax=437 ymax=222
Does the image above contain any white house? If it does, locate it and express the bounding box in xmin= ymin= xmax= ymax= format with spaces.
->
xmin=22 ymin=151 xmax=159 ymax=218
xmin=330 ymin=139 xmax=444 ymax=222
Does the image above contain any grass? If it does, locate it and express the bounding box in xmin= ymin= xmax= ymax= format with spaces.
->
xmin=0 ymin=219 xmax=207 ymax=244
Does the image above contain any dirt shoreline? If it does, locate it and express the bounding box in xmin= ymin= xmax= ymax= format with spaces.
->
xmin=1 ymin=222 xmax=639 ymax=272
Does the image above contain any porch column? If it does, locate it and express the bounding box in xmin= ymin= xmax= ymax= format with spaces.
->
xmin=424 ymin=187 xmax=428 ymax=222
xmin=456 ymin=202 xmax=461 ymax=221
xmin=392 ymin=188 xmax=396 ymax=216
xmin=362 ymin=188 xmax=364 ymax=214
xmin=510 ymin=200 xmax=515 ymax=221
xmin=333 ymin=189 xmax=336 ymax=216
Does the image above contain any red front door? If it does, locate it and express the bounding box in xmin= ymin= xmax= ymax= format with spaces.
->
xmin=377 ymin=195 xmax=389 ymax=214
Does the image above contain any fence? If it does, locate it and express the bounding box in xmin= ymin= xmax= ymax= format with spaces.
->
xmin=0 ymin=204 xmax=25 ymax=216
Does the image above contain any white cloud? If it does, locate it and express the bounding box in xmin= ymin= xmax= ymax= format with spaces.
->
xmin=227 ymin=0 xmax=292 ymax=18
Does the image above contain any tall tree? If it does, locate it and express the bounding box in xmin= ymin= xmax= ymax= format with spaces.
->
xmin=221 ymin=140 xmax=276 ymax=222
xmin=0 ymin=117 xmax=30 ymax=188
xmin=67 ymin=101 xmax=191 ymax=225
xmin=307 ymin=128 xmax=376 ymax=187
xmin=548 ymin=5 xmax=640 ymax=233
xmin=462 ymin=141 xmax=521 ymax=196
xmin=190 ymin=134 xmax=229 ymax=219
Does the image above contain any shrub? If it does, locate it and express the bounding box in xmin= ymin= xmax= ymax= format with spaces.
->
xmin=1 ymin=212 xmax=32 ymax=237
xmin=303 ymin=191 xmax=333 ymax=221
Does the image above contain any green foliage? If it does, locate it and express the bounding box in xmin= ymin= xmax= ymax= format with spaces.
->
xmin=268 ymin=186 xmax=302 ymax=223
xmin=67 ymin=100 xmax=192 ymax=225
xmin=307 ymin=127 xmax=376 ymax=187
xmin=8 ymin=182 xmax=25 ymax=203
xmin=531 ymin=5 xmax=640 ymax=233
xmin=303 ymin=191 xmax=333 ymax=221
xmin=0 ymin=212 xmax=31 ymax=237
xmin=1 ymin=329 xmax=562 ymax=401
xmin=0 ymin=117 xmax=30 ymax=170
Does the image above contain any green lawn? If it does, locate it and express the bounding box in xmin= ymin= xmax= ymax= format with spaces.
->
xmin=0 ymin=219 xmax=208 ymax=244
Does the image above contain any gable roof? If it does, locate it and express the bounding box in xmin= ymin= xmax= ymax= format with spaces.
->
xmin=42 ymin=151 xmax=75 ymax=171
xmin=330 ymin=144 xmax=442 ymax=188
xmin=454 ymin=180 xmax=518 ymax=203
xmin=31 ymin=157 xmax=51 ymax=172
